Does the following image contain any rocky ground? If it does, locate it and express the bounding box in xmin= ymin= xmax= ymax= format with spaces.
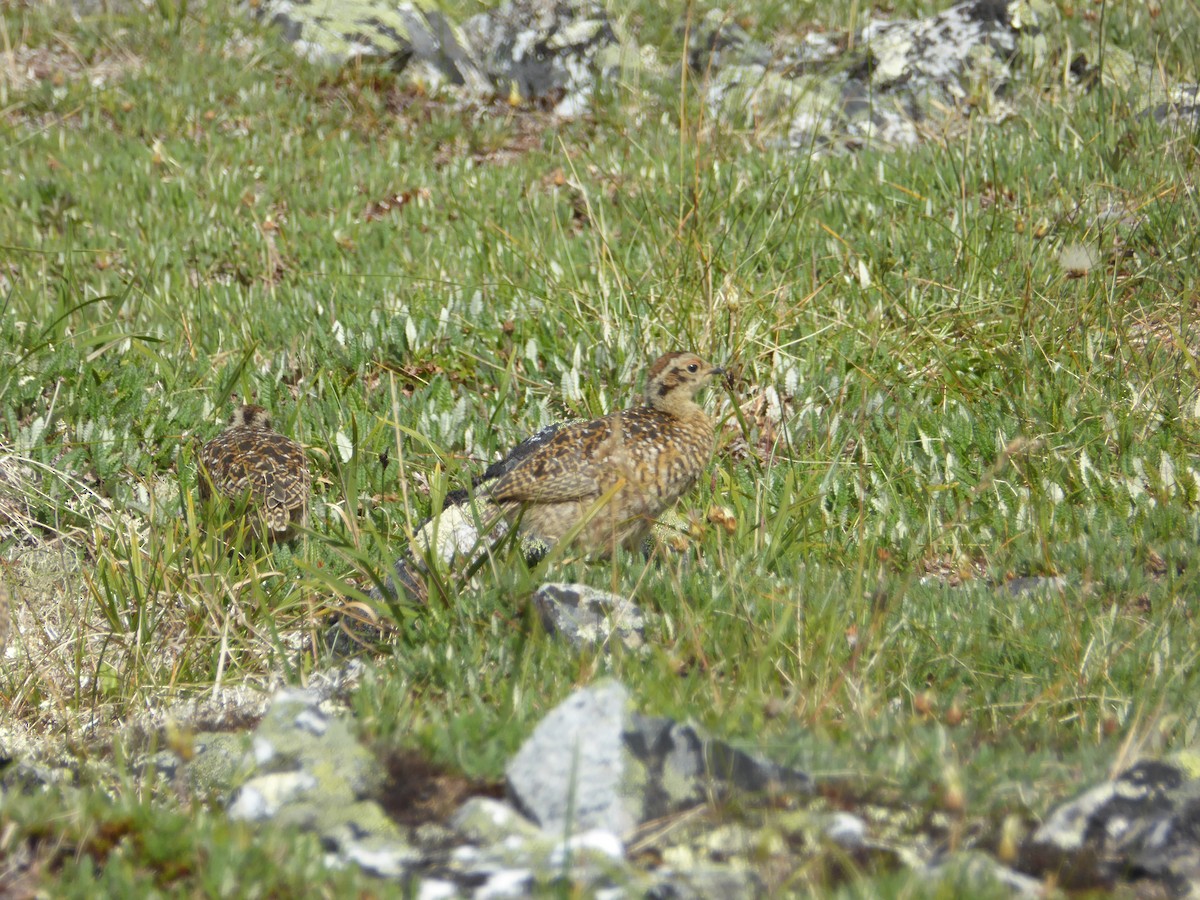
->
xmin=6 ymin=568 xmax=1200 ymax=895
xmin=251 ymin=0 xmax=1199 ymax=147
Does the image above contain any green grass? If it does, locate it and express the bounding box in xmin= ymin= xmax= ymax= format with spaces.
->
xmin=2 ymin=0 xmax=1200 ymax=894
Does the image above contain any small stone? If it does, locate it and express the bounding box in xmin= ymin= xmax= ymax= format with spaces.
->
xmin=451 ymin=797 xmax=542 ymax=845
xmin=548 ymin=829 xmax=625 ymax=867
xmin=227 ymin=771 xmax=317 ymax=821
xmin=474 ymin=868 xmax=535 ymax=899
xmin=416 ymin=880 xmax=459 ymax=900
xmin=824 ymin=812 xmax=868 ymax=849
xmin=533 ymin=583 xmax=646 ymax=652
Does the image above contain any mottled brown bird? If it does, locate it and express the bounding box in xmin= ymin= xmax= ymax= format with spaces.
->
xmin=481 ymin=351 xmax=724 ymax=555
xmin=198 ymin=404 xmax=310 ymax=538
xmin=374 ymin=353 xmax=723 ymax=599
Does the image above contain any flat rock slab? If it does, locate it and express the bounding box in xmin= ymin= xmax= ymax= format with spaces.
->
xmin=507 ymin=680 xmax=635 ymax=835
xmin=506 ymin=680 xmax=811 ymax=837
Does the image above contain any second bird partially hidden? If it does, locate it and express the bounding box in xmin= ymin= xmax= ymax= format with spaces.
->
xmin=198 ymin=404 xmax=311 ymax=541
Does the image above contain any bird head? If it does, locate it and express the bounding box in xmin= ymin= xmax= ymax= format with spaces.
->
xmin=644 ymin=352 xmax=724 ymax=415
xmin=231 ymin=404 xmax=273 ymax=431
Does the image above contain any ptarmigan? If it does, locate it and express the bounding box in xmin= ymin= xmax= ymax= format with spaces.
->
xmin=197 ymin=404 xmax=310 ymax=539
xmin=483 ymin=351 xmax=724 ymax=553
xmin=378 ymin=352 xmax=723 ymax=598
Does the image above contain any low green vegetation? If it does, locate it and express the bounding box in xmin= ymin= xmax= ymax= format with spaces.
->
xmin=1 ymin=0 xmax=1198 ymax=893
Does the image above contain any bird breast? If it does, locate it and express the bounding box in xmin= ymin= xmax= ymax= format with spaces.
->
xmin=608 ymin=408 xmax=714 ymax=504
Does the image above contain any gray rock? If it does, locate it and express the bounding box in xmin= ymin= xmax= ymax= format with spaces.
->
xmin=228 ymin=770 xmax=318 ymax=822
xmin=451 ymin=796 xmax=543 ymax=845
xmin=700 ymin=0 xmax=1051 ymax=152
xmin=624 ymin=712 xmax=811 ymax=811
xmin=925 ymin=850 xmax=1044 ymax=897
xmin=507 ymin=680 xmax=636 ymax=835
xmin=253 ymin=0 xmax=1196 ymax=157
xmin=1025 ymin=754 xmax=1200 ymax=894
xmin=252 ymin=0 xmax=634 ymax=115
xmin=167 ymin=688 xmax=422 ymax=879
xmin=533 ymin=582 xmax=646 ymax=653
xmin=506 ymin=681 xmax=811 ymax=837
xmin=461 ymin=0 xmax=632 ymax=115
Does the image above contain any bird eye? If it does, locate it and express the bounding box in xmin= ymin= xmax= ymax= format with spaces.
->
xmin=687 ymin=363 xmax=699 ymax=373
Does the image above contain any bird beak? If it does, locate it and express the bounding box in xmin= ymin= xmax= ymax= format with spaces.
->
xmin=710 ymin=366 xmax=725 ymax=376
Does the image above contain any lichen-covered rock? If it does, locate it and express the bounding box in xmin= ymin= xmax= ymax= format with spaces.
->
xmin=697 ymin=0 xmax=1052 ymax=151
xmin=245 ymin=688 xmax=382 ymax=796
xmin=250 ymin=0 xmax=1197 ymax=153
xmin=461 ymin=0 xmax=637 ymax=115
xmin=1024 ymin=753 xmax=1200 ymax=895
xmin=505 ymin=680 xmax=811 ymax=837
xmin=142 ymin=730 xmax=248 ymax=797
xmin=249 ymin=0 xmax=634 ymax=113
xmin=203 ymin=689 xmax=420 ymax=874
xmin=848 ymin=0 xmax=1046 ymax=95
xmin=532 ymin=582 xmax=646 ymax=653
xmin=626 ymin=711 xmax=812 ymax=803
xmin=248 ymin=0 xmax=487 ymax=90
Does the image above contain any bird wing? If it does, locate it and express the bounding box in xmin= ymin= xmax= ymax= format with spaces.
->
xmin=485 ymin=417 xmax=618 ymax=505
xmin=488 ymin=457 xmax=601 ymax=504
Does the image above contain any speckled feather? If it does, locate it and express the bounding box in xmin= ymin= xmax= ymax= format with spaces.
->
xmin=442 ymin=421 xmax=569 ymax=508
xmin=198 ymin=405 xmax=310 ymax=534
xmin=483 ymin=351 xmax=723 ymax=554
